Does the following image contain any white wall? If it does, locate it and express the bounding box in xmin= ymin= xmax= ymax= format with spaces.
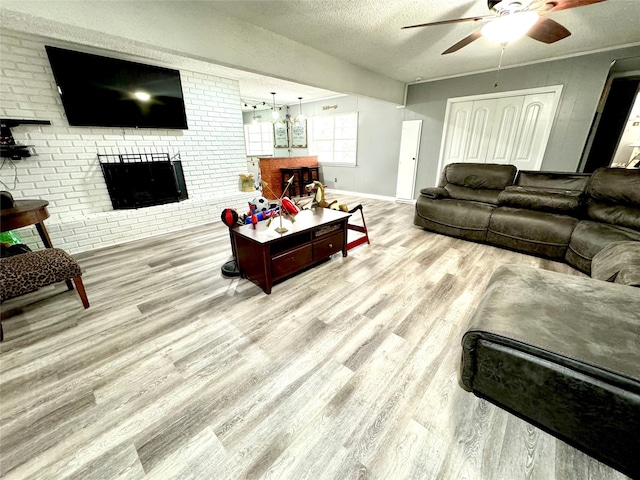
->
xmin=405 ymin=46 xmax=640 ymax=194
xmin=0 ymin=30 xmax=253 ymax=254
xmin=243 ymin=95 xmax=404 ymax=197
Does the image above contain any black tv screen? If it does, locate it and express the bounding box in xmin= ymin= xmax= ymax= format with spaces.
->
xmin=45 ymin=46 xmax=188 ymax=129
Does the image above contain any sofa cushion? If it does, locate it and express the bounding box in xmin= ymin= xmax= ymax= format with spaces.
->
xmin=515 ymin=170 xmax=590 ymax=191
xmin=498 ymin=170 xmax=589 ymax=214
xmin=440 ymin=163 xmax=517 ymax=205
xmin=442 ymin=163 xmax=517 ymax=189
xmin=498 ymin=186 xmax=583 ymax=214
xmin=487 ymin=207 xmax=577 ymax=259
xmin=566 ymin=221 xmax=640 ymax=273
xmin=585 ymin=167 xmax=640 ymax=230
xmin=414 ymin=197 xmax=495 ymax=242
xmin=591 ymin=240 xmax=640 ymax=283
xmin=444 ymin=184 xmax=503 ymax=204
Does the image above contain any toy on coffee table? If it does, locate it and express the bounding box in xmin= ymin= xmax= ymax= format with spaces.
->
xmin=244 ymin=196 xmax=278 ymax=225
xmin=301 ymin=182 xmax=370 ymax=251
xmin=258 ymin=180 xmax=299 ymax=233
xmin=303 ymin=180 xmax=348 ymax=212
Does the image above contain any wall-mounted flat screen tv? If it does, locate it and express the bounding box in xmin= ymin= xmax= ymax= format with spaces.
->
xmin=45 ymin=46 xmax=188 ymax=129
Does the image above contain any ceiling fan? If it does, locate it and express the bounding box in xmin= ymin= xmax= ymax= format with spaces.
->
xmin=402 ymin=0 xmax=607 ymax=55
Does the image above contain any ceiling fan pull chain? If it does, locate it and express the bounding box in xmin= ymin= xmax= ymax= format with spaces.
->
xmin=495 ymin=44 xmax=506 ymax=88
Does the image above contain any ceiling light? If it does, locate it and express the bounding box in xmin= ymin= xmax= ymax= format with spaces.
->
xmin=481 ymin=12 xmax=539 ymax=44
xmin=133 ymin=91 xmax=151 ymax=102
xmin=296 ymin=97 xmax=304 ymax=122
xmin=271 ymin=92 xmax=280 ymax=121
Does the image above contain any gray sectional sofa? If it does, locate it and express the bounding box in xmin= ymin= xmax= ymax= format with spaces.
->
xmin=414 ymin=163 xmax=640 ymax=478
xmin=414 ymin=163 xmax=640 ymax=273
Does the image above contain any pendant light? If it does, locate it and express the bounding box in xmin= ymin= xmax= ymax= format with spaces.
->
xmin=296 ymin=97 xmax=304 ymax=122
xmin=271 ymin=92 xmax=280 ymax=121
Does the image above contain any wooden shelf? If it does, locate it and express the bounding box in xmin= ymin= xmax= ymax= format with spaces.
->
xmin=1 ymin=119 xmax=51 ymax=127
xmin=0 ymin=119 xmax=51 ymax=159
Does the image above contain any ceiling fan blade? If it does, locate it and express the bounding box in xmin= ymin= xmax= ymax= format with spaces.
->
xmin=540 ymin=0 xmax=607 ymax=13
xmin=526 ymin=17 xmax=571 ymax=43
xmin=442 ymin=30 xmax=483 ymax=55
xmin=402 ymin=14 xmax=494 ymax=30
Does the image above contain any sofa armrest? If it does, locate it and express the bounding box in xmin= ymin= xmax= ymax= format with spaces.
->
xmin=616 ymin=265 xmax=640 ymax=287
xmin=590 ymin=240 xmax=640 ymax=282
xmin=419 ymin=187 xmax=450 ymax=199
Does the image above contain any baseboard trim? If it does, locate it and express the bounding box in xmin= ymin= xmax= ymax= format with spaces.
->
xmin=327 ymin=189 xmax=399 ymax=203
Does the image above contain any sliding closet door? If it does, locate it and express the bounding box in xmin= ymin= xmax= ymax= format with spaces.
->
xmin=441 ymin=101 xmax=472 ymax=166
xmin=486 ymin=96 xmax=525 ymax=164
xmin=464 ymin=99 xmax=497 ymax=164
xmin=510 ymin=92 xmax=558 ymax=171
xmin=437 ymin=86 xmax=563 ymax=180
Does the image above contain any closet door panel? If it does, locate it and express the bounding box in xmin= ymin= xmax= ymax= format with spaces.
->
xmin=442 ymin=101 xmax=473 ymax=168
xmin=464 ymin=99 xmax=497 ymax=163
xmin=511 ymin=92 xmax=557 ymax=170
xmin=486 ymin=96 xmax=524 ymax=164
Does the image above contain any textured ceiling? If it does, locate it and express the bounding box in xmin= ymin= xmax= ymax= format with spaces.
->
xmin=1 ymin=0 xmax=639 ymax=109
xmin=208 ymin=0 xmax=640 ymax=83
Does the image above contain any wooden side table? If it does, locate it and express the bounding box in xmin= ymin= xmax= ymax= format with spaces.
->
xmin=1 ymin=199 xmax=53 ymax=247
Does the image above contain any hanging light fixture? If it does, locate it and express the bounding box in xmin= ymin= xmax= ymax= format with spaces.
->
xmin=271 ymin=92 xmax=280 ymax=121
xmin=252 ymin=105 xmax=258 ymax=124
xmin=481 ymin=12 xmax=539 ymax=44
xmin=296 ymin=97 xmax=304 ymax=122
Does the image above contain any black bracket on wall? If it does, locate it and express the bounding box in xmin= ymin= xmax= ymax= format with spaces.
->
xmin=0 ymin=118 xmax=51 ymax=160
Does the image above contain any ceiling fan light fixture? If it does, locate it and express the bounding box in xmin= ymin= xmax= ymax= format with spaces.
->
xmin=481 ymin=11 xmax=539 ymax=44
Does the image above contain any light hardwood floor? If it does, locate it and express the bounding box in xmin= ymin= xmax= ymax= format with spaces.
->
xmin=0 ymin=196 xmax=630 ymax=480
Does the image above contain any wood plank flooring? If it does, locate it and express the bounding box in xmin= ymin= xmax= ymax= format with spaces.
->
xmin=0 ymin=195 xmax=630 ymax=479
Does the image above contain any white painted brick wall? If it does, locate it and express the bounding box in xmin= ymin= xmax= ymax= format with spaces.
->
xmin=1 ymin=30 xmax=254 ymax=254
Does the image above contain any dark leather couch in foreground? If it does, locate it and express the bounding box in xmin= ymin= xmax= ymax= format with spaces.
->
xmin=460 ymin=255 xmax=640 ymax=478
xmin=414 ymin=164 xmax=640 ymax=477
xmin=414 ymin=164 xmax=640 ymax=273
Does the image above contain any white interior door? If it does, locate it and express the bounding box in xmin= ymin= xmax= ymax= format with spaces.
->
xmin=395 ymin=120 xmax=422 ymax=202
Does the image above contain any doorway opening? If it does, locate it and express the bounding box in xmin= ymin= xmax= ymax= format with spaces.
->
xmin=581 ymin=69 xmax=640 ymax=172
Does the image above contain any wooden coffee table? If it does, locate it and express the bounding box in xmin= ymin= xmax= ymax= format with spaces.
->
xmin=232 ymin=207 xmax=351 ymax=294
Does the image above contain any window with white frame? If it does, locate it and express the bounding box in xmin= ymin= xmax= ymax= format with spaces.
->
xmin=308 ymin=112 xmax=358 ymax=166
xmin=244 ymin=122 xmax=274 ymax=157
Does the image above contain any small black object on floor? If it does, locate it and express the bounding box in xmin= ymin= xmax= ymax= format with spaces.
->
xmin=221 ymin=258 xmax=240 ymax=277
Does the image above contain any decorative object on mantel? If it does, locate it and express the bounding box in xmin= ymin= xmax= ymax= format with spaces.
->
xmin=239 ymin=173 xmax=255 ymax=192
xmin=322 ymin=105 xmax=338 ymax=111
xmin=0 ymin=118 xmax=51 ymax=160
